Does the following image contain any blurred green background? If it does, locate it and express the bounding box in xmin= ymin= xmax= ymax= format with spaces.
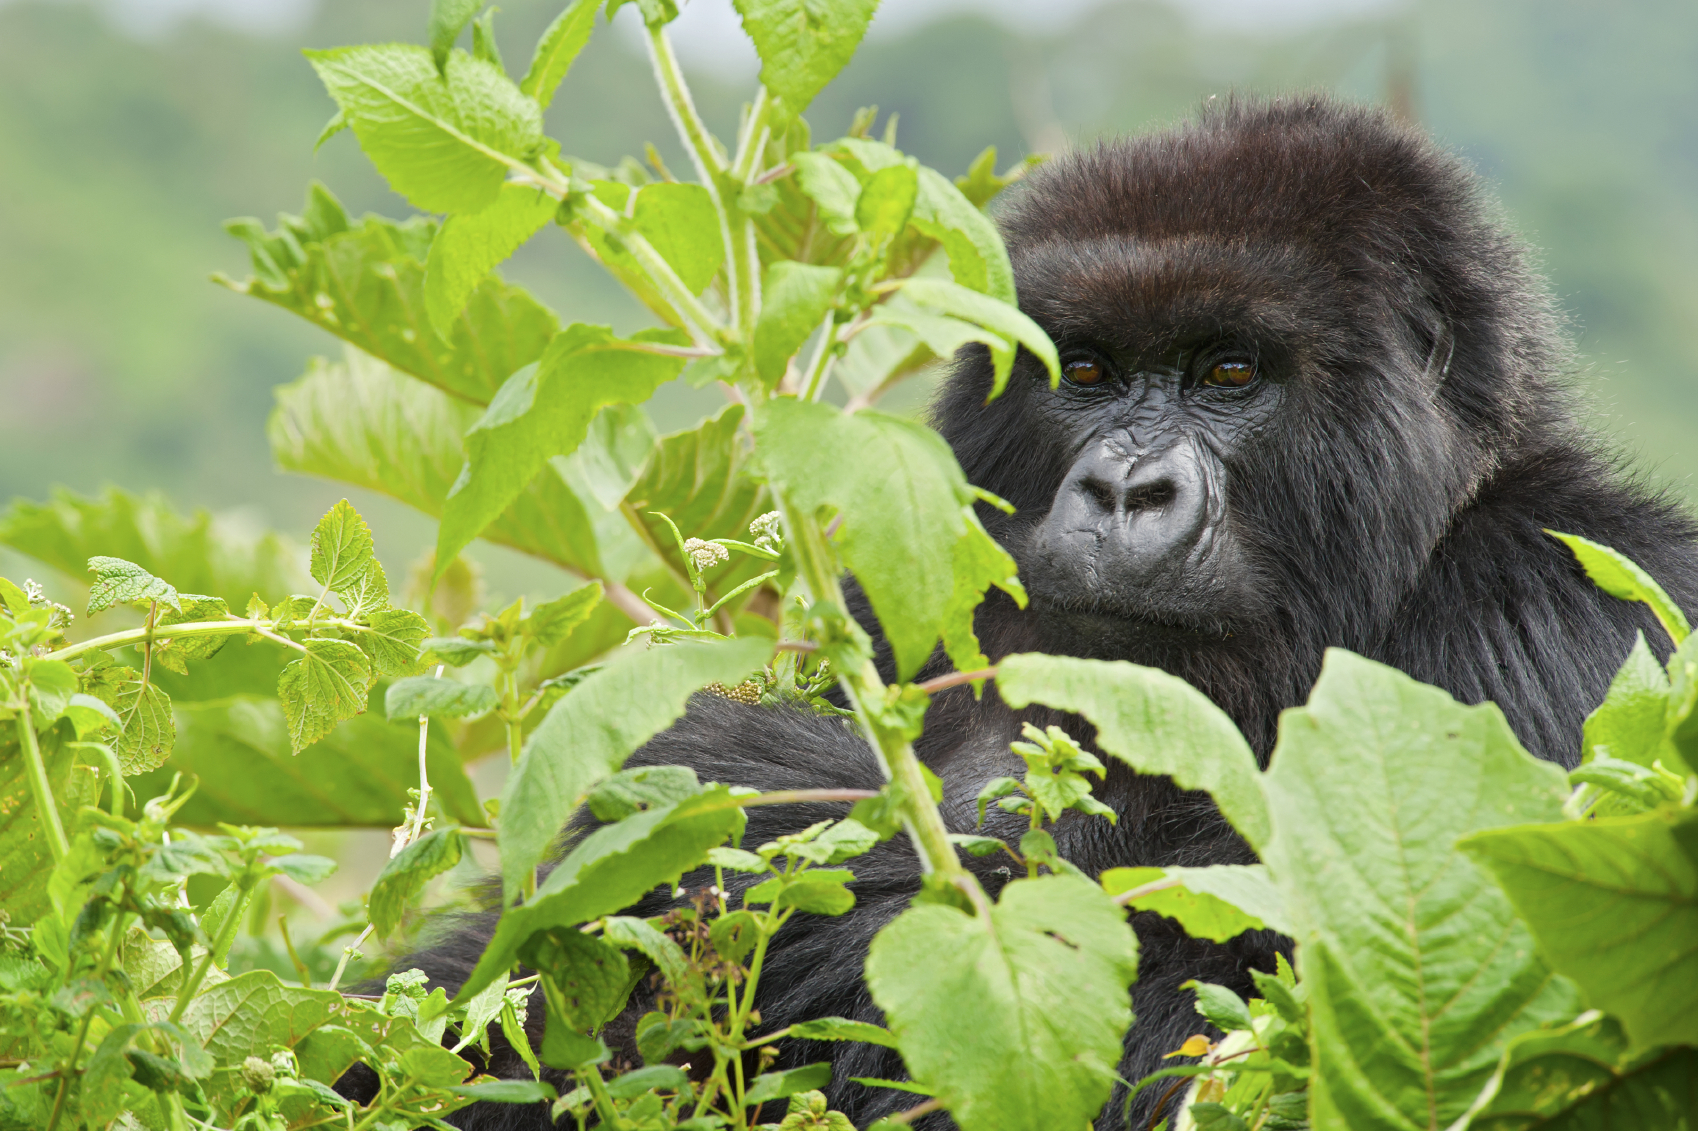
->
xmin=3 ymin=0 xmax=1695 ymax=551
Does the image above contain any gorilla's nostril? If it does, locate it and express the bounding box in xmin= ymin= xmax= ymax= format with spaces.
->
xmin=1083 ymin=478 xmax=1118 ymax=512
xmin=1125 ymin=480 xmax=1177 ymax=511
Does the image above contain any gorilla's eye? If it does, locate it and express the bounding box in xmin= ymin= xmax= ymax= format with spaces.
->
xmin=1064 ymin=358 xmax=1109 ymax=387
xmin=1202 ymin=360 xmax=1256 ymax=388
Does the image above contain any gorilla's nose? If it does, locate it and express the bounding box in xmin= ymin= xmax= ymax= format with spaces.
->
xmin=1041 ymin=437 xmax=1212 ymax=582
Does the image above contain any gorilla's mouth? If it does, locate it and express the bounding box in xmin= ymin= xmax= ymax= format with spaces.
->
xmin=1019 ymin=575 xmax=1246 ymax=645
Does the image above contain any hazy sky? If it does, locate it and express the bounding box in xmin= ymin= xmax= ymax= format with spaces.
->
xmin=30 ymin=0 xmax=1403 ymax=42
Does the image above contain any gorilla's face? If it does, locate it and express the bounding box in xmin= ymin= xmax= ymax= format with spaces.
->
xmin=1019 ymin=331 xmax=1283 ymax=637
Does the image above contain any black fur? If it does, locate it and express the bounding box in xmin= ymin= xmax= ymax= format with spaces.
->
xmin=386 ymin=96 xmax=1698 ymax=1129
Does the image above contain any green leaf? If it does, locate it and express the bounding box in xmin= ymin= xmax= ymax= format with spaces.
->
xmin=306 ymin=44 xmax=543 ymax=214
xmin=731 ymin=0 xmax=877 ymax=113
xmin=755 ymin=400 xmax=1023 ymax=681
xmin=128 ymin=697 xmax=484 ymax=827
xmin=855 ymin=164 xmax=918 ymax=236
xmin=614 ymin=182 xmax=726 ymax=295
xmin=425 ymin=182 xmax=559 ymax=339
xmin=268 ymin=350 xmax=614 ymax=580
xmin=435 ymin=324 xmax=689 ymax=573
xmin=604 ymin=915 xmax=696 ymax=989
xmin=63 ymin=692 xmax=121 ymax=738
xmin=911 ymin=166 xmax=1016 ymax=302
xmin=791 ymin=151 xmax=860 ymax=236
xmin=152 ymin=595 xmax=234 ymax=675
xmin=1581 ymin=631 xmax=1671 ymax=767
xmin=520 ymin=927 xmax=630 ymax=1028
xmin=893 ymin=276 xmax=1059 ymax=395
xmin=278 ymin=638 xmax=373 ymax=754
xmin=524 ymin=582 xmax=603 ymax=647
xmin=385 ymin=676 xmax=499 ymax=720
xmin=0 ymin=743 xmax=100 ymax=922
xmin=221 ymin=191 xmax=559 ymax=405
xmin=865 ymin=875 xmax=1138 ymax=1131
xmin=789 ymin=1017 xmax=898 ymax=1048
xmin=84 ymin=664 xmax=177 ymax=774
xmin=521 ymin=0 xmax=599 ymax=108
xmin=1101 ymin=864 xmax=1288 ymax=943
xmin=753 ymin=261 xmax=842 ymax=386
xmin=429 ymin=0 xmax=484 ymax=70
xmin=171 ymin=970 xmax=349 ymax=1113
xmin=994 ymin=652 xmax=1269 ymax=848
xmin=1184 ymin=979 xmax=1254 ymax=1033
xmin=450 ymin=1079 xmax=559 ymax=1103
xmin=586 ymin=765 xmax=702 ymax=822
xmin=623 ymin=404 xmax=769 ymax=582
xmin=500 ymin=636 xmax=771 ymax=900
xmin=86 ymin=556 xmax=180 ymax=616
xmin=1461 ymin=808 xmax=1698 ymax=1052
xmin=1465 ymin=1030 xmax=1697 ymax=1131
xmin=1259 ymin=649 xmax=1579 ymax=1131
xmin=745 ymin=1063 xmax=833 ymax=1107
xmin=562 ymin=403 xmax=656 ymax=510
xmin=309 ymin=499 xmax=376 ymax=595
xmin=942 ymin=506 xmax=1025 ymax=674
xmin=1547 ymin=530 xmax=1691 ymax=645
xmin=471 ymin=8 xmax=503 ymax=68
xmin=747 ymin=869 xmax=856 ymax=915
xmin=359 ymin=606 xmax=432 ymax=678
xmin=457 ymin=788 xmax=745 ymax=1002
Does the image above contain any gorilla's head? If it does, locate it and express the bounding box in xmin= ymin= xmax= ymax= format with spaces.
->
xmin=934 ymin=96 xmax=1571 ymax=740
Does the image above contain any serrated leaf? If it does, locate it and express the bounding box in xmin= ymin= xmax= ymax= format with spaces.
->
xmin=0 ymin=744 xmax=100 ymax=922
xmin=593 ymin=181 xmax=725 ymax=295
xmin=586 ymin=765 xmax=701 ymax=822
xmin=423 ymin=636 xmax=497 ymax=666
xmin=524 ymin=583 xmax=602 ymax=647
xmin=222 ymin=190 xmax=559 ymax=404
xmin=385 ymin=676 xmax=498 ymax=720
xmin=429 ymin=0 xmax=484 ymax=70
xmin=436 ymin=324 xmax=688 ymax=573
xmin=425 ymin=182 xmax=559 ymax=339
xmin=604 ymin=915 xmax=696 ymax=989
xmin=306 ymin=44 xmax=543 ymax=214
xmin=520 ymin=927 xmax=630 ymax=1029
xmin=127 ymin=696 xmax=484 ymax=827
xmin=151 ymin=595 xmax=233 ymax=675
xmin=1581 ymin=631 xmax=1670 ymax=767
xmin=268 ymin=350 xmax=614 ymax=580
xmin=86 ymin=665 xmax=176 ymax=774
xmin=458 ymin=788 xmax=746 ymax=1002
xmin=855 ymin=163 xmax=917 ymax=236
xmin=790 ymin=151 xmax=860 ymax=235
xmin=521 ymin=0 xmax=599 ymax=108
xmin=1183 ymin=979 xmax=1254 ymax=1034
xmin=731 ymin=0 xmax=878 ymax=113
xmin=359 ymin=606 xmax=431 ymax=677
xmin=911 ymin=165 xmax=1015 ymax=302
xmin=893 ymin=276 xmax=1058 ymax=395
xmin=369 ymin=827 xmax=465 ymax=936
xmin=994 ymin=652 xmax=1269 ymax=847
xmin=450 ymin=1079 xmax=559 ymax=1104
xmin=624 ymin=404 xmax=768 ymax=583
xmin=942 ymin=506 xmax=1024 ymax=674
xmin=790 ymin=1016 xmax=898 ymax=1048
xmin=500 ymin=636 xmax=771 ymax=900
xmin=745 ymin=1064 xmax=833 ymax=1107
xmin=1260 ymin=650 xmax=1579 ymax=1130
xmin=561 ymin=402 xmax=656 ymax=510
xmin=755 ymin=400 xmax=1023 ymax=681
xmin=1102 ymin=864 xmax=1287 ymax=943
xmin=1461 ymin=808 xmax=1698 ymax=1052
xmin=86 ymin=556 xmax=180 ymax=616
xmin=753 ymin=260 xmax=841 ymax=386
xmin=278 ymin=638 xmax=373 ymax=754
xmin=309 ymin=499 xmax=376 ymax=594
xmin=865 ymin=875 xmax=1138 ymax=1131
xmin=1547 ymin=530 xmax=1691 ymax=645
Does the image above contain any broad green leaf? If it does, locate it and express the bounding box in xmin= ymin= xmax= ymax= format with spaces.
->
xmin=855 ymin=163 xmax=918 ymax=236
xmin=731 ymin=0 xmax=878 ymax=113
xmin=359 ymin=606 xmax=432 ymax=677
xmin=128 ymin=697 xmax=484 ymax=827
xmin=384 ymin=675 xmax=498 ymax=719
xmin=520 ymin=927 xmax=630 ymax=1028
xmin=833 ymin=321 xmax=939 ymax=399
xmin=1661 ymin=632 xmax=1698 ymax=774
xmin=309 ymin=499 xmax=376 ymax=595
xmin=1460 ymin=808 xmax=1698 ymax=1051
xmin=268 ymin=350 xmax=613 ymax=580
xmin=0 ymin=489 xmax=307 ymax=612
xmin=756 ymin=400 xmax=1023 ymax=681
xmin=459 ymin=788 xmax=746 ymax=1001
xmin=624 ymin=404 xmax=769 ymax=583
xmin=86 ymin=556 xmax=179 ymax=616
xmin=753 ymin=261 xmax=841 ymax=386
xmin=0 ymin=742 xmax=100 ymax=922
xmin=745 ymin=1064 xmax=833 ymax=1107
xmin=894 ymin=276 xmax=1059 ymax=395
xmin=425 ymin=182 xmax=559 ymax=338
xmin=1260 ymin=649 xmax=1578 ymax=1131
xmin=941 ymin=506 xmax=1025 ymax=674
xmin=524 ymin=583 xmax=602 ymax=647
xmin=152 ymin=596 xmax=234 ymax=675
xmin=221 ymin=190 xmax=559 ymax=404
xmin=789 ymin=1017 xmax=898 ymax=1048
xmin=429 ymin=0 xmax=484 ymax=70
xmin=24 ymin=660 xmax=77 ymax=724
xmin=1581 ymin=631 xmax=1670 ymax=766
xmin=306 ymin=45 xmax=543 ymax=214
xmin=604 ymin=915 xmax=696 ymax=989
xmin=587 ymin=765 xmax=702 ymax=822
xmin=577 ymin=181 xmax=726 ymax=308
xmin=864 ymin=307 xmax=1008 ymax=369
xmin=436 ymin=324 xmax=688 ymax=574
xmin=561 ymin=403 xmax=656 ymax=510
xmin=521 ymin=0 xmax=599 ymax=108
xmin=370 ymin=827 xmax=465 ymax=937
xmin=450 ymin=1079 xmax=559 ymax=1104
xmin=163 ymin=970 xmax=347 ymax=1113
xmin=1547 ymin=530 xmax=1690 ymax=645
xmin=1469 ymin=1040 xmax=1698 ymax=1131
xmin=790 ymin=151 xmax=860 ymax=236
xmin=865 ymin=875 xmax=1138 ymax=1131
xmin=278 ymin=638 xmax=373 ymax=754
xmin=994 ymin=652 xmax=1269 ymax=848
xmin=1185 ymin=980 xmax=1254 ymax=1033
xmin=911 ymin=166 xmax=1016 ymax=302
xmin=501 ymin=636 xmax=771 ymax=899
xmin=103 ymin=669 xmax=176 ymax=774
xmin=1101 ymin=864 xmax=1288 ymax=942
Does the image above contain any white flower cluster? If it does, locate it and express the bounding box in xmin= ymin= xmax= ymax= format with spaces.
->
xmin=24 ymin=578 xmax=74 ymax=631
xmin=749 ymin=510 xmax=784 ymax=553
xmin=683 ymin=537 xmax=729 ymax=572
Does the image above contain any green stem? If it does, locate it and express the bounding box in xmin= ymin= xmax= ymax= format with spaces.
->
xmin=169 ymin=880 xmax=250 ymax=1024
xmin=44 ymin=617 xmax=371 ymax=664
xmin=644 ymin=23 xmax=726 ymax=181
xmin=16 ymin=702 xmax=68 ymax=862
xmin=577 ymin=181 xmax=722 ymax=350
xmin=581 ymin=1068 xmax=623 ymax=1131
xmin=47 ymin=913 xmax=127 ymax=1131
xmin=797 ymin=311 xmax=839 ymax=401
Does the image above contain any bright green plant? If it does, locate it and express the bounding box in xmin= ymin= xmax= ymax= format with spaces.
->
xmin=3 ymin=1 xmax=1697 ymax=1130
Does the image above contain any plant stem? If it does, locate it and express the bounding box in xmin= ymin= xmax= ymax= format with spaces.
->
xmin=327 ymin=923 xmax=374 ymax=993
xmin=16 ymin=702 xmax=68 ymax=862
xmin=576 ymin=179 xmax=722 ymax=351
xmin=915 ymin=667 xmax=998 ymax=695
xmin=797 ymin=311 xmax=840 ymax=402
xmin=44 ymin=616 xmax=371 ymax=664
xmin=408 ymin=665 xmax=444 ymax=846
xmin=737 ymin=789 xmax=878 ymax=807
xmin=48 ymin=912 xmax=129 ymax=1131
xmin=169 ymin=881 xmax=249 ymax=1024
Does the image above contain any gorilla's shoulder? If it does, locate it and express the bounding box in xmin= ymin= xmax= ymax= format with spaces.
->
xmin=626 ymin=694 xmax=885 ymax=794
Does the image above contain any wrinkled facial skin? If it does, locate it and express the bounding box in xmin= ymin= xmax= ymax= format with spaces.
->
xmin=1021 ymin=336 xmax=1283 ymax=639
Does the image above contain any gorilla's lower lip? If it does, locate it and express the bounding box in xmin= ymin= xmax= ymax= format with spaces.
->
xmin=1023 ymin=590 xmax=1241 ymax=641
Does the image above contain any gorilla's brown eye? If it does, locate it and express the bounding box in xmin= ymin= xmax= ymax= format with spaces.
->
xmin=1203 ymin=360 xmax=1256 ymax=388
xmin=1064 ymin=358 xmax=1108 ymax=386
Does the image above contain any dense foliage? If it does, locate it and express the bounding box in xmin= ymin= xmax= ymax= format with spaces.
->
xmin=2 ymin=3 xmax=1694 ymax=1130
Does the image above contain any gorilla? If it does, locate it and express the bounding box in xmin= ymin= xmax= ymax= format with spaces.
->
xmin=389 ymin=96 xmax=1698 ymax=1128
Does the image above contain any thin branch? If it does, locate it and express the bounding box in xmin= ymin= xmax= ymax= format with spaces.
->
xmin=272 ymin=875 xmax=335 ymax=919
xmin=1113 ymin=876 xmax=1183 ymax=906
xmin=603 ymin=580 xmax=662 ymax=628
xmin=774 ymin=640 xmax=819 ymax=654
xmin=752 ymin=162 xmax=794 ymax=185
xmin=603 ymin=339 xmax=723 ymax=360
xmin=737 ymin=789 xmax=879 ymax=808
xmin=887 ymin=1099 xmax=945 ymax=1125
xmin=916 ymin=667 xmax=998 ymax=695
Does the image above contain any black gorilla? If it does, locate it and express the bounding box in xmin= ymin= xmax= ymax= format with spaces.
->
xmin=399 ymin=96 xmax=1698 ymax=1128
